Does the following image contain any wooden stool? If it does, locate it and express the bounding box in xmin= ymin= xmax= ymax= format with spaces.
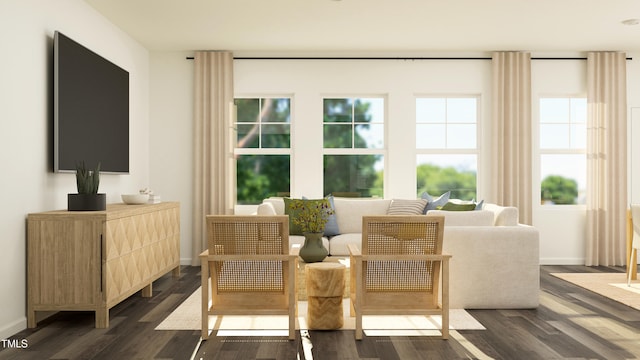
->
xmin=305 ymin=262 xmax=346 ymax=329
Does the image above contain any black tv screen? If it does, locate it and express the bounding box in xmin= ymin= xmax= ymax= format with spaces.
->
xmin=54 ymin=31 xmax=129 ymax=173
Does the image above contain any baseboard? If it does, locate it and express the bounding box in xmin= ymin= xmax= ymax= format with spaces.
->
xmin=0 ymin=317 xmax=26 ymax=341
xmin=539 ymin=257 xmax=585 ymax=265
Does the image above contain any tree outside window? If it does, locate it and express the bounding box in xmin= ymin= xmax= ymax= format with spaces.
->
xmin=323 ymin=98 xmax=384 ymax=197
xmin=235 ymin=98 xmax=291 ymax=204
xmin=416 ymin=96 xmax=478 ymax=200
xmin=539 ymin=97 xmax=586 ymax=205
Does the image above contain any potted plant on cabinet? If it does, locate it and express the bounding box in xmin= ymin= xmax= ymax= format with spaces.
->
xmin=67 ymin=161 xmax=106 ymax=211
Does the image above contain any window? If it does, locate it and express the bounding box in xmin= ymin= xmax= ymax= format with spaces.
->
xmin=234 ymin=98 xmax=291 ymax=204
xmin=539 ymin=97 xmax=586 ymax=205
xmin=416 ymin=97 xmax=478 ymax=200
xmin=323 ymin=97 xmax=385 ymax=197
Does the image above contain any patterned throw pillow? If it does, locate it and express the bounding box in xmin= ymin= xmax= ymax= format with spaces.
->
xmin=387 ymin=199 xmax=428 ymax=215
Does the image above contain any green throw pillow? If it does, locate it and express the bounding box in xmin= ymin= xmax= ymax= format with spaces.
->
xmin=440 ymin=201 xmax=477 ymax=211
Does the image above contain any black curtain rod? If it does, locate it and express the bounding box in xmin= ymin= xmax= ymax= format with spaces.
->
xmin=185 ymin=56 xmax=632 ymax=60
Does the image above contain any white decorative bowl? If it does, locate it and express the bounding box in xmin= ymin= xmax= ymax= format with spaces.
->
xmin=121 ymin=194 xmax=149 ymax=205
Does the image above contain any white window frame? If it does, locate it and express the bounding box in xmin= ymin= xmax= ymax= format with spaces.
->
xmin=322 ymin=95 xmax=387 ymax=197
xmin=233 ymin=95 xmax=293 ymax=208
xmin=415 ymin=94 xmax=481 ymax=199
xmin=537 ymin=95 xmax=587 ymax=207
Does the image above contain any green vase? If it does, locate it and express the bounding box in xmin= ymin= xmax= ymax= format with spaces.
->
xmin=299 ymin=232 xmax=328 ymax=263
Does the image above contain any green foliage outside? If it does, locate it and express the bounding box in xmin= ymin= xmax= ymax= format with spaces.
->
xmin=236 ymin=98 xmax=488 ymax=204
xmin=236 ymin=155 xmax=290 ymax=204
xmin=323 ymin=99 xmax=382 ymax=197
xmin=541 ymin=175 xmax=578 ymax=205
xmin=235 ymin=98 xmax=291 ymax=204
xmin=416 ymin=163 xmax=476 ymax=200
xmin=236 ymin=98 xmax=384 ymax=204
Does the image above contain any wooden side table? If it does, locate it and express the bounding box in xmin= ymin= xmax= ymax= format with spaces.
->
xmin=305 ymin=262 xmax=346 ymax=329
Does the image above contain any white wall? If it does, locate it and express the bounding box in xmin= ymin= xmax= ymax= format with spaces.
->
xmin=149 ymin=52 xmax=194 ymax=264
xmin=0 ymin=0 xmax=150 ymax=339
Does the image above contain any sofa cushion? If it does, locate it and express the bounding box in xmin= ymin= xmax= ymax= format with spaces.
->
xmin=333 ymin=198 xmax=392 ymax=234
xmin=387 ymin=199 xmax=428 ymax=215
xmin=426 ymin=210 xmax=494 ymax=226
xmin=327 ymin=233 xmax=361 ymax=256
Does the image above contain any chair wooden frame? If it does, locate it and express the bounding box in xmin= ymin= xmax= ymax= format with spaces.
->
xmin=199 ymin=215 xmax=297 ymax=340
xmin=349 ymin=215 xmax=450 ymax=340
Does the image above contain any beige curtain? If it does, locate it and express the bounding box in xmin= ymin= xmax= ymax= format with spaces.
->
xmin=192 ymin=51 xmax=235 ymax=264
xmin=491 ymin=52 xmax=532 ymax=225
xmin=585 ymin=52 xmax=627 ymax=266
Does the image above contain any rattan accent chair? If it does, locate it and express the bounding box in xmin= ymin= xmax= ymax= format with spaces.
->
xmin=348 ymin=215 xmax=450 ymax=340
xmin=199 ymin=215 xmax=298 ymax=340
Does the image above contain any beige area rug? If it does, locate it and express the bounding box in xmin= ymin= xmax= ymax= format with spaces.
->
xmin=552 ymin=272 xmax=640 ymax=311
xmin=155 ymin=287 xmax=485 ymax=336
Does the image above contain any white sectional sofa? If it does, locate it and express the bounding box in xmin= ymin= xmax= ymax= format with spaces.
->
xmin=257 ymin=197 xmax=540 ymax=309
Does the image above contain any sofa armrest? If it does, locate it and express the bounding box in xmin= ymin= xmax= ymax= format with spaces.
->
xmin=442 ymin=225 xmax=539 ymax=308
xmin=257 ymin=202 xmax=278 ymax=215
xmin=483 ymin=203 xmax=519 ymax=226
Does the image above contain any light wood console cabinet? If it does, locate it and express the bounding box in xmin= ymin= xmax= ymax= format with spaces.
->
xmin=27 ymin=202 xmax=180 ymax=328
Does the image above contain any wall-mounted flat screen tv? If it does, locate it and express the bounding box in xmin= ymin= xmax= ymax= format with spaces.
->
xmin=54 ymin=31 xmax=129 ymax=173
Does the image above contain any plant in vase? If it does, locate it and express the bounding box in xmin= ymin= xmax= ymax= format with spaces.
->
xmin=287 ymin=198 xmax=334 ymax=263
xmin=68 ymin=161 xmax=106 ymax=211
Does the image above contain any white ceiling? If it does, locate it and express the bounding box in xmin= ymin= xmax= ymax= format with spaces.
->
xmin=86 ymin=0 xmax=640 ymax=54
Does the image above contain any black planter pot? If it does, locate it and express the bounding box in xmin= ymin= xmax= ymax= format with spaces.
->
xmin=68 ymin=193 xmax=106 ymax=211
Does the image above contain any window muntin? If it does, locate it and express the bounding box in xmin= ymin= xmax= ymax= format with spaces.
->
xmin=539 ymin=97 xmax=586 ymax=205
xmin=236 ymin=98 xmax=291 ymax=149
xmin=323 ymin=97 xmax=385 ymax=197
xmin=234 ymin=97 xmax=291 ymax=204
xmin=540 ymin=98 xmax=586 ymax=150
xmin=416 ymin=96 xmax=479 ymax=200
xmin=323 ymin=98 xmax=384 ymax=149
xmin=416 ymin=97 xmax=477 ymax=149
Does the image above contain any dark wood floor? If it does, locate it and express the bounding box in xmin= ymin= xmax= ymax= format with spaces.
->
xmin=3 ymin=265 xmax=640 ymax=360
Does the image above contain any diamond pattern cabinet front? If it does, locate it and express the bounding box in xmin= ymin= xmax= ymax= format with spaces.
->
xmin=104 ymin=203 xmax=180 ymax=306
